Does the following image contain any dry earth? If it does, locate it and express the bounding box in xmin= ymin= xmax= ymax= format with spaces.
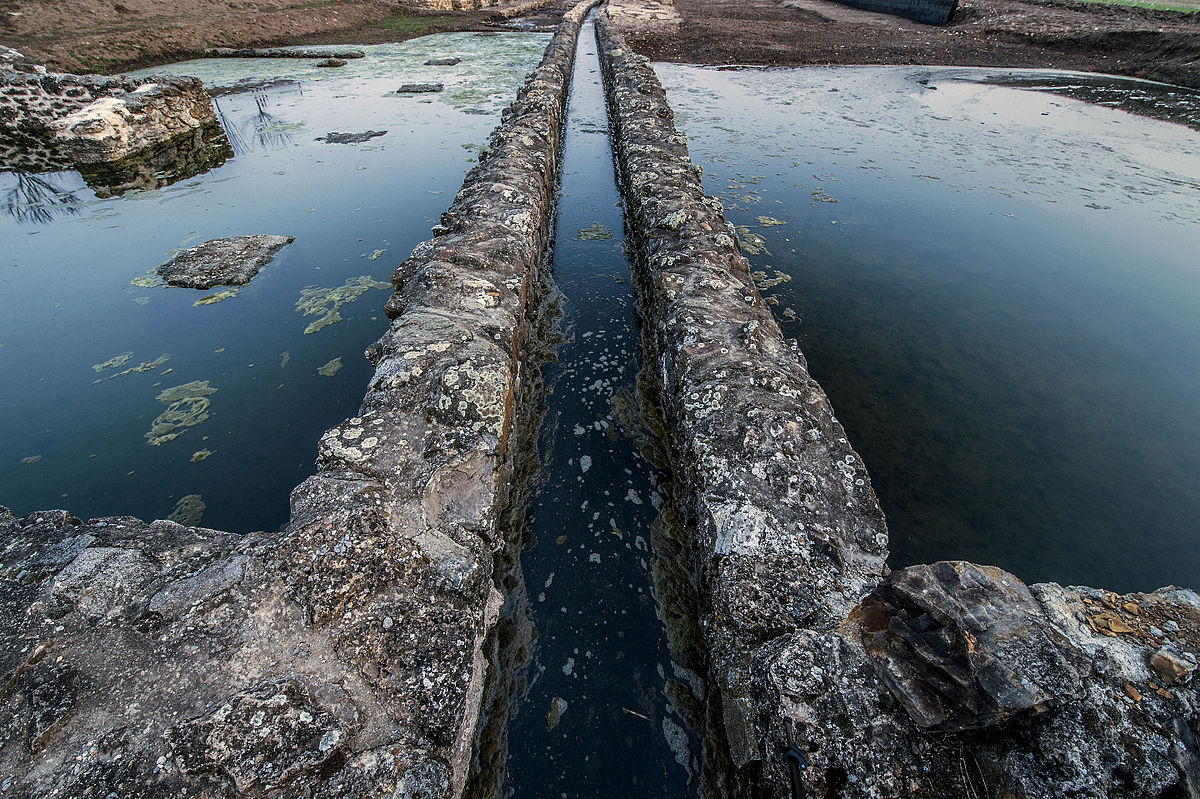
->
xmin=0 ymin=0 xmax=551 ymax=73
xmin=612 ymin=0 xmax=1200 ymax=87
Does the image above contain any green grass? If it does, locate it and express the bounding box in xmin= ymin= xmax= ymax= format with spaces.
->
xmin=1072 ymin=0 xmax=1198 ymax=13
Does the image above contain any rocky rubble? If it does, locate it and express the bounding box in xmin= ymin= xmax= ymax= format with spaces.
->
xmin=596 ymin=10 xmax=1199 ymax=798
xmin=0 ymin=2 xmax=595 ymax=796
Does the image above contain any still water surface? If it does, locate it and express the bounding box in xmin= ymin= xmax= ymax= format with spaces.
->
xmin=658 ymin=65 xmax=1200 ymax=592
xmin=0 ymin=33 xmax=549 ymax=532
xmin=503 ymin=18 xmax=695 ymax=799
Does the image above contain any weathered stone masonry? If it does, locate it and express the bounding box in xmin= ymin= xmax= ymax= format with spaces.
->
xmin=0 ymin=3 xmax=594 ymax=797
xmin=0 ymin=71 xmax=222 ymax=172
xmin=596 ymin=11 xmax=1199 ymax=799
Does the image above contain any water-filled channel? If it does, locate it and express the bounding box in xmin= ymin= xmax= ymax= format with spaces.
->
xmin=0 ymin=33 xmax=548 ymax=532
xmin=657 ymin=65 xmax=1200 ymax=592
xmin=502 ymin=18 xmax=694 ymax=798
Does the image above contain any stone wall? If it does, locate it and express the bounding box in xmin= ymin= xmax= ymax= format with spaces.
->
xmin=596 ymin=10 xmax=1198 ymax=799
xmin=827 ymin=0 xmax=957 ymax=26
xmin=0 ymin=2 xmax=595 ymax=797
xmin=0 ymin=71 xmax=220 ymax=170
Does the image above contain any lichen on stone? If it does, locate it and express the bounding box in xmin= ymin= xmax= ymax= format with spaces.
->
xmin=145 ymin=379 xmax=217 ymax=446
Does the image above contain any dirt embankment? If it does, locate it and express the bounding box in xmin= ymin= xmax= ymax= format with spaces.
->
xmin=615 ymin=0 xmax=1200 ymax=88
xmin=0 ymin=0 xmax=559 ymax=74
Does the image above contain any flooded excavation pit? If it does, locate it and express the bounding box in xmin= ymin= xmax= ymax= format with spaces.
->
xmin=0 ymin=32 xmax=550 ymax=532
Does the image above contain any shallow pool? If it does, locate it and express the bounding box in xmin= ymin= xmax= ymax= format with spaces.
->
xmin=0 ymin=32 xmax=548 ymax=532
xmin=657 ymin=65 xmax=1200 ymax=592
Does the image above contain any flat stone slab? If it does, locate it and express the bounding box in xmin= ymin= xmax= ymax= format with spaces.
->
xmin=316 ymin=130 xmax=387 ymax=144
xmin=157 ymin=234 xmax=294 ymax=289
xmin=424 ymin=57 xmax=462 ymax=66
xmin=397 ymin=83 xmax=444 ymax=94
xmin=204 ymin=47 xmax=365 ymax=59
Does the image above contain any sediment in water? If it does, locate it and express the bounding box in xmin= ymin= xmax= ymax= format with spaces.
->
xmin=596 ymin=12 xmax=1199 ymax=798
xmin=0 ymin=4 xmax=596 ymax=796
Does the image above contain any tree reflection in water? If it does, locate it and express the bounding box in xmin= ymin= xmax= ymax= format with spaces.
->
xmin=3 ymin=171 xmax=80 ymax=225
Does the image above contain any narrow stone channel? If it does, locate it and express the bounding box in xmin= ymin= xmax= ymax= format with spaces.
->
xmin=502 ymin=16 xmax=695 ymax=798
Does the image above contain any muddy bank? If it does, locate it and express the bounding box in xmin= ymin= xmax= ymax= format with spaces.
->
xmin=596 ymin=10 xmax=1200 ymax=797
xmin=612 ymin=0 xmax=1200 ymax=89
xmin=0 ymin=2 xmax=593 ymax=795
xmin=0 ymin=0 xmax=569 ymax=75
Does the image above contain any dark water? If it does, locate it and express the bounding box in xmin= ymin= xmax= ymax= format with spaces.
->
xmin=0 ymin=34 xmax=548 ymax=532
xmin=658 ymin=65 xmax=1200 ymax=593
xmin=503 ymin=19 xmax=695 ymax=799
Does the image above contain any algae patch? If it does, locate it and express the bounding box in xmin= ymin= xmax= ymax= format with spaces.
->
xmin=146 ymin=380 xmax=217 ymax=446
xmin=191 ymin=449 xmax=214 ymax=463
xmin=577 ymin=222 xmax=613 ymax=240
xmin=167 ymin=494 xmax=206 ymax=526
xmin=736 ymin=226 xmax=771 ymax=256
xmin=93 ymin=353 xmax=171 ymax=382
xmin=194 ymin=287 xmax=240 ymax=306
xmin=296 ymin=275 xmax=390 ymax=335
xmin=131 ymin=269 xmax=164 ymax=288
xmin=93 ymin=352 xmax=134 ymax=373
xmin=317 ymin=357 xmax=343 ymax=377
xmin=756 ymin=216 xmax=787 ymax=227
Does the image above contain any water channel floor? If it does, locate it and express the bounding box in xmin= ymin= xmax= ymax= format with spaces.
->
xmin=501 ymin=18 xmax=695 ymax=799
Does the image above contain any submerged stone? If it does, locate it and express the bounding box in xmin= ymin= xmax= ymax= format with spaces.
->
xmin=425 ymin=57 xmax=462 ymax=66
xmin=157 ymin=234 xmax=294 ymax=289
xmin=166 ymin=494 xmax=206 ymax=526
xmin=145 ymin=380 xmax=217 ymax=446
xmin=316 ymin=130 xmax=387 ymax=144
xmin=397 ymin=83 xmax=444 ymax=94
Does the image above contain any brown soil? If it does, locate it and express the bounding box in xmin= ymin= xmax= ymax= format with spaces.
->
xmin=621 ymin=0 xmax=1200 ymax=88
xmin=0 ymin=0 xmax=562 ymax=74
xmin=1 ymin=0 xmax=1196 ymax=86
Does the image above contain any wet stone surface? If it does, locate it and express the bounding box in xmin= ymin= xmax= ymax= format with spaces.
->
xmin=156 ymin=234 xmax=295 ymax=289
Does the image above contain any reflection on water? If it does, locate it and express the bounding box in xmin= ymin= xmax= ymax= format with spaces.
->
xmin=658 ymin=64 xmax=1200 ymax=592
xmin=0 ymin=32 xmax=550 ymax=532
xmin=3 ymin=171 xmax=81 ymax=224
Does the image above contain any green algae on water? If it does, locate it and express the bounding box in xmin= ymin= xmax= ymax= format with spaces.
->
xmin=93 ymin=353 xmax=171 ymax=383
xmin=167 ymin=493 xmax=206 ymax=526
xmin=191 ymin=448 xmax=214 ymax=463
xmin=736 ymin=226 xmax=771 ymax=256
xmin=756 ymin=215 xmax=787 ymax=227
xmin=194 ymin=287 xmax=240 ymax=306
xmin=317 ymin=356 xmax=343 ymax=377
xmin=296 ymin=275 xmax=390 ymax=335
xmin=577 ymin=222 xmax=613 ymax=240
xmin=146 ymin=380 xmax=217 ymax=446
xmin=131 ymin=269 xmax=164 ymax=288
xmin=93 ymin=352 xmax=134 ymax=373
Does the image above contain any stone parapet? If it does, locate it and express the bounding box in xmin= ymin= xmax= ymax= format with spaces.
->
xmin=0 ymin=3 xmax=595 ymax=797
xmin=596 ymin=10 xmax=1198 ymax=799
